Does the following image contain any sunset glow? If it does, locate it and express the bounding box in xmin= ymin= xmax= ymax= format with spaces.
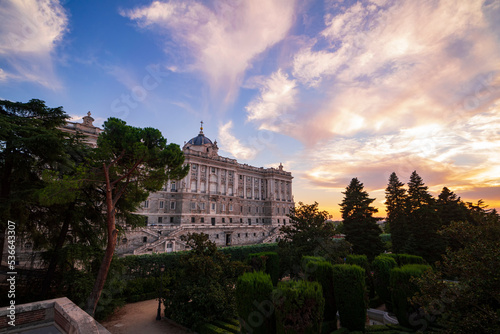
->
xmin=1 ymin=0 xmax=499 ymax=218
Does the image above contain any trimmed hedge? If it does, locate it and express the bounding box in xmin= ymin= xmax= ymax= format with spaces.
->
xmin=199 ymin=323 xmax=233 ymax=334
xmin=236 ymin=271 xmax=275 ymax=334
xmin=272 ymin=280 xmax=325 ymax=334
xmin=397 ymin=254 xmax=425 ymax=266
xmin=332 ymin=264 xmax=367 ymax=332
xmin=248 ymin=252 xmax=280 ymax=286
xmin=372 ymin=255 xmax=397 ymax=309
xmin=305 ymin=259 xmax=337 ymax=326
xmin=221 ymin=243 xmax=278 ymax=262
xmin=346 ymin=254 xmax=370 ymax=272
xmin=390 ymin=264 xmax=431 ymax=328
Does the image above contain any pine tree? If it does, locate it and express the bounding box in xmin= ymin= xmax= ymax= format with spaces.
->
xmin=385 ymin=172 xmax=408 ymax=253
xmin=437 ymin=187 xmax=467 ymax=227
xmin=340 ymin=178 xmax=384 ymax=261
xmin=406 ymin=171 xmax=443 ymax=263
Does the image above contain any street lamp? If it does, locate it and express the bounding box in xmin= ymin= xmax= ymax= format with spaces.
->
xmin=156 ymin=264 xmax=165 ymax=321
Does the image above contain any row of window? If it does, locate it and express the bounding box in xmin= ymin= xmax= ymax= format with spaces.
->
xmin=146 ymin=216 xmax=287 ymax=225
xmin=214 ymin=232 xmax=266 ymax=239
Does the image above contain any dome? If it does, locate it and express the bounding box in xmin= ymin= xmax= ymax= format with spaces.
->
xmin=187 ymin=133 xmax=213 ymax=145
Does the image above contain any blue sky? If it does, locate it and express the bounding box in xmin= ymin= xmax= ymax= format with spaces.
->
xmin=1 ymin=0 xmax=499 ymax=218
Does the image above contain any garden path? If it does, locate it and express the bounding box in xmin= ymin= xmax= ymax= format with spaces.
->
xmin=101 ymin=299 xmax=191 ymax=334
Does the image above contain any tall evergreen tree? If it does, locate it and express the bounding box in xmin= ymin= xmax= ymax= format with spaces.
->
xmin=385 ymin=172 xmax=408 ymax=253
xmin=406 ymin=171 xmax=443 ymax=263
xmin=340 ymin=178 xmax=384 ymax=261
xmin=436 ymin=187 xmax=467 ymax=227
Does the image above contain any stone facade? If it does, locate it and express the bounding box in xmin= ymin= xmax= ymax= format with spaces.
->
xmin=125 ymin=124 xmax=293 ymax=255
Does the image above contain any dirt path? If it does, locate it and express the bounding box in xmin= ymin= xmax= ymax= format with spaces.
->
xmin=101 ymin=299 xmax=191 ymax=334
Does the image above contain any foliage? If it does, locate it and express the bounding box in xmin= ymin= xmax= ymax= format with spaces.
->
xmin=397 ymin=254 xmax=425 ymax=266
xmin=278 ymin=202 xmax=351 ymax=277
xmin=346 ymin=254 xmax=369 ymax=272
xmin=389 ymin=264 xmax=431 ymax=328
xmin=272 ymin=280 xmax=325 ymax=334
xmin=340 ymin=178 xmax=384 ymax=261
xmin=305 ymin=259 xmax=337 ymax=326
xmin=236 ymin=271 xmax=274 ymax=334
xmin=371 ymin=255 xmax=397 ymax=310
xmin=332 ymin=264 xmax=367 ymax=332
xmin=405 ymin=171 xmax=443 ymax=263
xmin=385 ymin=172 xmax=408 ymax=254
xmin=436 ymin=187 xmax=467 ymax=227
xmin=412 ymin=215 xmax=500 ymax=334
xmin=220 ymin=243 xmax=278 ymax=262
xmin=248 ymin=252 xmax=280 ymax=286
xmin=163 ymin=233 xmax=244 ymax=331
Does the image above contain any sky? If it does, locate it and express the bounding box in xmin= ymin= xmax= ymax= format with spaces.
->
xmin=1 ymin=0 xmax=499 ymax=219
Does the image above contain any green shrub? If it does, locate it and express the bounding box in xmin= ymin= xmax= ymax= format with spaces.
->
xmin=236 ymin=271 xmax=275 ymax=334
xmin=390 ymin=264 xmax=431 ymax=328
xmin=372 ymin=255 xmax=397 ymax=310
xmin=199 ymin=323 xmax=233 ymax=334
xmin=248 ymin=252 xmax=280 ymax=286
xmin=221 ymin=243 xmax=278 ymax=262
xmin=397 ymin=254 xmax=425 ymax=266
xmin=272 ymin=280 xmax=325 ymax=334
xmin=346 ymin=254 xmax=369 ymax=272
xmin=380 ymin=234 xmax=391 ymax=243
xmin=213 ymin=320 xmax=240 ymax=333
xmin=330 ymin=328 xmax=349 ymax=334
xmin=305 ymin=259 xmax=337 ymax=326
xmin=332 ymin=264 xmax=366 ymax=332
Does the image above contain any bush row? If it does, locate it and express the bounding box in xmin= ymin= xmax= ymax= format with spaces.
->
xmin=248 ymin=252 xmax=280 ymax=286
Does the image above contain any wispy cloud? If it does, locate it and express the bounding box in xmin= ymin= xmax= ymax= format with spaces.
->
xmin=0 ymin=0 xmax=68 ymax=87
xmin=122 ymin=0 xmax=296 ymax=106
xmin=218 ymin=121 xmax=258 ymax=160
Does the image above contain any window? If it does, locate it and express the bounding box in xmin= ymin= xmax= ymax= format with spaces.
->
xmin=192 ymin=164 xmax=197 ymax=170
xmin=201 ymin=217 xmax=205 ymax=223
xmin=222 ymin=204 xmax=225 ymax=211
xmin=159 ymin=201 xmax=164 ymax=209
xmin=158 ymin=217 xmax=162 ymax=223
xmin=256 ymin=207 xmax=259 ymax=213
xmin=211 ymin=167 xmax=215 ymax=173
xmin=245 ymin=233 xmax=248 ymax=237
xmin=237 ymin=233 xmax=240 ymax=237
xmin=143 ymin=200 xmax=149 ymax=208
xmin=191 ymin=202 xmax=196 ymax=210
xmin=216 ymin=234 xmax=219 ymax=239
xmin=240 ymin=218 xmax=243 ymax=223
xmin=262 ymin=233 xmax=265 ymax=236
xmin=143 ymin=237 xmax=147 ymax=243
xmin=239 ymin=175 xmax=243 ymax=180
xmin=211 ymin=203 xmax=216 ymax=211
xmin=200 ymin=203 xmax=205 ymax=210
xmin=191 ymin=217 xmax=195 ymax=223
xmin=278 ymin=219 xmax=280 ymax=224
xmin=170 ymin=217 xmax=174 ymax=223
xmin=229 ymin=204 xmax=233 ymax=211
xmin=229 ymin=218 xmax=232 ymax=223
xmin=167 ymin=243 xmax=173 ymax=249
xmin=253 ymin=233 xmax=256 ymax=237
xmin=248 ymin=218 xmax=251 ymax=225
xmin=171 ymin=182 xmax=176 ymax=191
xmin=170 ymin=201 xmax=176 ymax=210
xmin=222 ymin=218 xmax=225 ymax=223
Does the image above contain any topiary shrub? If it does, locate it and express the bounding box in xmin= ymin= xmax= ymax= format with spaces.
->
xmin=372 ymin=255 xmax=397 ymax=310
xmin=248 ymin=252 xmax=280 ymax=286
xmin=397 ymin=254 xmax=425 ymax=266
xmin=236 ymin=271 xmax=275 ymax=334
xmin=272 ymin=280 xmax=325 ymax=334
xmin=346 ymin=254 xmax=370 ymax=271
xmin=305 ymin=259 xmax=337 ymax=330
xmin=390 ymin=264 xmax=431 ymax=328
xmin=332 ymin=264 xmax=367 ymax=332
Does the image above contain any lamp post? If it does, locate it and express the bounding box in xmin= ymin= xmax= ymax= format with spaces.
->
xmin=156 ymin=264 xmax=165 ymax=321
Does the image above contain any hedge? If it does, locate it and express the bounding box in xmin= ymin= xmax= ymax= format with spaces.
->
xmin=199 ymin=323 xmax=233 ymax=334
xmin=371 ymin=255 xmax=397 ymax=310
xmin=390 ymin=264 xmax=431 ymax=328
xmin=305 ymin=259 xmax=337 ymax=326
xmin=346 ymin=254 xmax=370 ymax=272
xmin=248 ymin=252 xmax=280 ymax=286
xmin=236 ymin=271 xmax=275 ymax=334
xmin=397 ymin=254 xmax=425 ymax=266
xmin=272 ymin=280 xmax=325 ymax=334
xmin=221 ymin=243 xmax=278 ymax=262
xmin=332 ymin=264 xmax=367 ymax=332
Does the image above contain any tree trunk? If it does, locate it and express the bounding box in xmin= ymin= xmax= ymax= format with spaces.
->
xmin=85 ymin=164 xmax=117 ymax=317
xmin=40 ymin=204 xmax=74 ymax=299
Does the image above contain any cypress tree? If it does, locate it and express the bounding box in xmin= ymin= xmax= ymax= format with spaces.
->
xmin=340 ymin=178 xmax=384 ymax=261
xmin=437 ymin=187 xmax=467 ymax=227
xmin=385 ymin=172 xmax=408 ymax=253
xmin=406 ymin=171 xmax=443 ymax=263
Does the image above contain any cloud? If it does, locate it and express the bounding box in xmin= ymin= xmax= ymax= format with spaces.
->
xmin=245 ymin=70 xmax=297 ymax=131
xmin=0 ymin=0 xmax=68 ymax=87
xmin=218 ymin=121 xmax=258 ymax=160
xmin=122 ymin=0 xmax=296 ymax=105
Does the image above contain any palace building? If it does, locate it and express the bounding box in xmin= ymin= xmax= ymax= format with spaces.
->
xmin=125 ymin=123 xmax=294 ymax=254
